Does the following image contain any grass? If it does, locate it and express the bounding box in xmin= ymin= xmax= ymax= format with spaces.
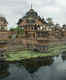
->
xmin=6 ymin=44 xmax=66 ymax=61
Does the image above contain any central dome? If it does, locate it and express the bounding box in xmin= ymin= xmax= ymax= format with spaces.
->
xmin=17 ymin=8 xmax=46 ymax=25
xmin=23 ymin=8 xmax=38 ymax=18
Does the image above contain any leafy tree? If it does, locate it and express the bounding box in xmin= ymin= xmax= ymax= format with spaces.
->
xmin=54 ymin=24 xmax=61 ymax=31
xmin=10 ymin=28 xmax=15 ymax=32
xmin=10 ymin=26 xmax=19 ymax=31
xmin=63 ymin=24 xmax=66 ymax=29
xmin=47 ymin=18 xmax=54 ymax=27
xmin=10 ymin=26 xmax=24 ymax=36
xmin=8 ymin=35 xmax=12 ymax=39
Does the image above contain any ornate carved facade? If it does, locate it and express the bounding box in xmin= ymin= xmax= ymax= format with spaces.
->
xmin=0 ymin=9 xmax=66 ymax=52
xmin=17 ymin=8 xmax=66 ymax=52
xmin=17 ymin=8 xmax=50 ymax=52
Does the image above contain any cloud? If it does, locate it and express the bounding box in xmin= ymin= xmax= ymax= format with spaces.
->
xmin=0 ymin=0 xmax=66 ymax=28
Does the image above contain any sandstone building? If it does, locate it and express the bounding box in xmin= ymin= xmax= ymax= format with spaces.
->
xmin=17 ymin=8 xmax=51 ymax=52
xmin=17 ymin=8 xmax=66 ymax=52
xmin=0 ymin=9 xmax=66 ymax=52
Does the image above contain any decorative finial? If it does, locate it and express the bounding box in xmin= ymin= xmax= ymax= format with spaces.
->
xmin=31 ymin=0 xmax=32 ymax=9
xmin=31 ymin=3 xmax=32 ymax=9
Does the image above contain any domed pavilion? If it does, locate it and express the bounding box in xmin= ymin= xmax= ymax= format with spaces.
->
xmin=17 ymin=8 xmax=48 ymax=52
xmin=0 ymin=16 xmax=8 ymax=31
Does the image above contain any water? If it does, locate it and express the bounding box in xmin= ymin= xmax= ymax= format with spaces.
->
xmin=0 ymin=54 xmax=66 ymax=80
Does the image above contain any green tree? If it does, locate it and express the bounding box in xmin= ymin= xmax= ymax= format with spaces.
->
xmin=47 ymin=18 xmax=54 ymax=27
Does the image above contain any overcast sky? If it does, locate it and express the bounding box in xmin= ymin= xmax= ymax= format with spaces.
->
xmin=0 ymin=0 xmax=66 ymax=28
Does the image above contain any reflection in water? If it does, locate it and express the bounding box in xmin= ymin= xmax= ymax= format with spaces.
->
xmin=61 ymin=51 xmax=66 ymax=61
xmin=0 ymin=55 xmax=66 ymax=80
xmin=21 ymin=57 xmax=54 ymax=73
xmin=0 ymin=62 xmax=9 ymax=79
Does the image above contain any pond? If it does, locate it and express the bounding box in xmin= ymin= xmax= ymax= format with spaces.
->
xmin=0 ymin=53 xmax=66 ymax=80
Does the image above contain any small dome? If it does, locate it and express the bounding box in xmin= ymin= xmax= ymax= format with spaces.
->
xmin=26 ymin=9 xmax=38 ymax=17
xmin=17 ymin=8 xmax=45 ymax=25
xmin=0 ymin=16 xmax=8 ymax=24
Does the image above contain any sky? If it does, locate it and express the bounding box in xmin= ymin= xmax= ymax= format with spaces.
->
xmin=0 ymin=0 xmax=66 ymax=28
